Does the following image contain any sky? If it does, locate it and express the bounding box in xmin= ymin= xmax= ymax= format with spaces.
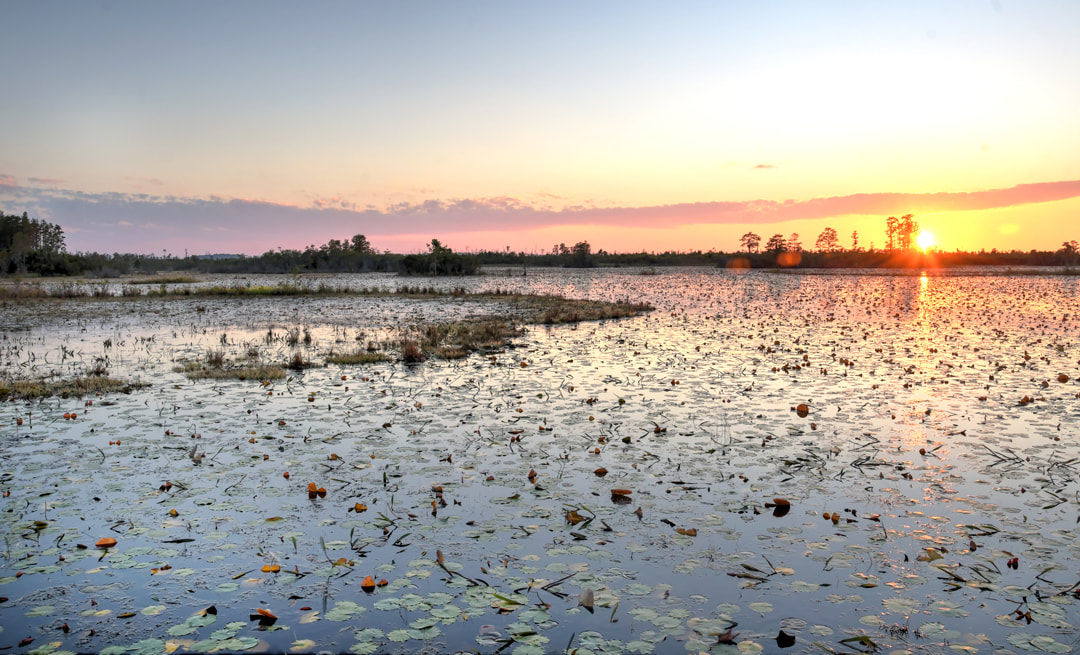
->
xmin=2 ymin=0 xmax=1079 ymax=256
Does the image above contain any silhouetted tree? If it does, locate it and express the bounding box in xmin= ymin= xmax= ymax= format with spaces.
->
xmin=1060 ymin=240 xmax=1080 ymax=265
xmin=350 ymin=234 xmax=374 ymax=254
xmin=851 ymin=230 xmax=859 ymax=252
xmin=570 ymin=241 xmax=593 ymax=267
xmin=815 ymin=227 xmax=840 ymax=253
xmin=787 ymin=233 xmax=802 ymax=252
xmin=897 ymin=214 xmax=919 ymax=252
xmin=765 ymin=233 xmax=786 ymax=254
xmin=739 ymin=232 xmax=761 ymax=254
xmin=885 ymin=216 xmax=899 ymax=252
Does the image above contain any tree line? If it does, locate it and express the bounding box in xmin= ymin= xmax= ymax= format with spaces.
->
xmin=738 ymin=215 xmax=920 ymax=256
xmin=1 ymin=210 xmax=1077 ymax=277
xmin=1 ymin=211 xmax=68 ymax=274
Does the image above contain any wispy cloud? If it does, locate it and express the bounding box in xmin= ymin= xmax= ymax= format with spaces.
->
xmin=2 ymin=179 xmax=1078 ymax=254
xmin=27 ymin=177 xmax=65 ymax=186
xmin=0 ymin=174 xmax=17 ymax=187
xmin=753 ymin=164 xmax=776 ymax=169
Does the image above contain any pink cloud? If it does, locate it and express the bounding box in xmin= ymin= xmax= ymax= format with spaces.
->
xmin=0 ymin=174 xmax=16 ymax=187
xmin=3 ymin=179 xmax=1079 ymax=254
xmin=27 ymin=177 xmax=65 ymax=185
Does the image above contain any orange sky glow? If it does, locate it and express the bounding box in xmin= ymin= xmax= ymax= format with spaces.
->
xmin=2 ymin=2 xmax=1078 ymax=256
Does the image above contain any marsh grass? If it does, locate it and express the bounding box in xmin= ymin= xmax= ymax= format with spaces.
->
xmin=174 ymin=351 xmax=286 ymax=381
xmin=400 ymin=339 xmax=423 ymax=363
xmin=285 ymin=352 xmax=317 ymax=370
xmin=325 ymin=349 xmax=391 ymax=365
xmin=129 ymin=275 xmax=199 ymax=284
xmin=0 ymin=375 xmax=146 ymax=400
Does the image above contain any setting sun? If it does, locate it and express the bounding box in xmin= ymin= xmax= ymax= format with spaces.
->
xmin=917 ymin=230 xmax=936 ymax=252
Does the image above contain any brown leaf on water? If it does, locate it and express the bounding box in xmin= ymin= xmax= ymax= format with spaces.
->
xmin=716 ymin=628 xmax=739 ymax=644
xmin=610 ymin=488 xmax=632 ymax=497
xmin=594 ymin=467 xmax=608 ymax=477
xmin=676 ymin=528 xmax=697 ymax=536
xmin=795 ymin=403 xmax=810 ymax=418
xmin=436 ymin=549 xmax=446 ymax=564
xmin=95 ymin=537 xmax=117 ymax=549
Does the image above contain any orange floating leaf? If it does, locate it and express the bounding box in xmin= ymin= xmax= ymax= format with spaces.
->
xmin=361 ymin=575 xmax=376 ymax=591
xmin=676 ymin=528 xmax=698 ymax=536
xmin=565 ymin=510 xmax=587 ymax=525
xmin=352 ymin=503 xmax=367 ymax=513
xmin=261 ymin=564 xmax=280 ymax=573
xmin=594 ymin=467 xmax=608 ymax=477
xmin=795 ymin=403 xmax=809 ymax=418
xmin=95 ymin=537 xmax=117 ymax=549
xmin=610 ymin=488 xmax=632 ymax=497
xmin=771 ymin=498 xmax=790 ymax=506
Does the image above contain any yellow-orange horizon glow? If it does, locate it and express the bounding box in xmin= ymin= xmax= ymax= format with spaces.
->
xmin=917 ymin=230 xmax=936 ymax=252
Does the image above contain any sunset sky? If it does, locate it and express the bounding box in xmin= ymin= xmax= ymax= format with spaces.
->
xmin=2 ymin=1 xmax=1079 ymax=256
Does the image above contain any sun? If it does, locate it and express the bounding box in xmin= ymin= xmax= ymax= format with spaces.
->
xmin=916 ymin=231 xmax=936 ymax=252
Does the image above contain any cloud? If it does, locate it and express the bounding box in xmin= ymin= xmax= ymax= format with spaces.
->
xmin=753 ymin=164 xmax=776 ymax=169
xmin=2 ymin=179 xmax=1078 ymax=254
xmin=27 ymin=177 xmax=65 ymax=186
xmin=0 ymin=174 xmax=16 ymax=187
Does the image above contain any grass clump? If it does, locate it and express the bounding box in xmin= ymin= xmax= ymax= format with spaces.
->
xmin=401 ymin=339 xmax=424 ymax=363
xmin=174 ymin=351 xmax=286 ymax=381
xmin=0 ymin=375 xmax=148 ymax=400
xmin=393 ymin=318 xmax=521 ymax=362
xmin=285 ymin=352 xmax=317 ymax=370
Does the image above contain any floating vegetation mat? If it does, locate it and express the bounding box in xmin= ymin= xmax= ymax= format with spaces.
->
xmin=0 ymin=268 xmax=1079 ymax=654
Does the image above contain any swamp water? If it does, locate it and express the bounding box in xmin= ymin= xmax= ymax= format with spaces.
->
xmin=1 ymin=268 xmax=1079 ymax=655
